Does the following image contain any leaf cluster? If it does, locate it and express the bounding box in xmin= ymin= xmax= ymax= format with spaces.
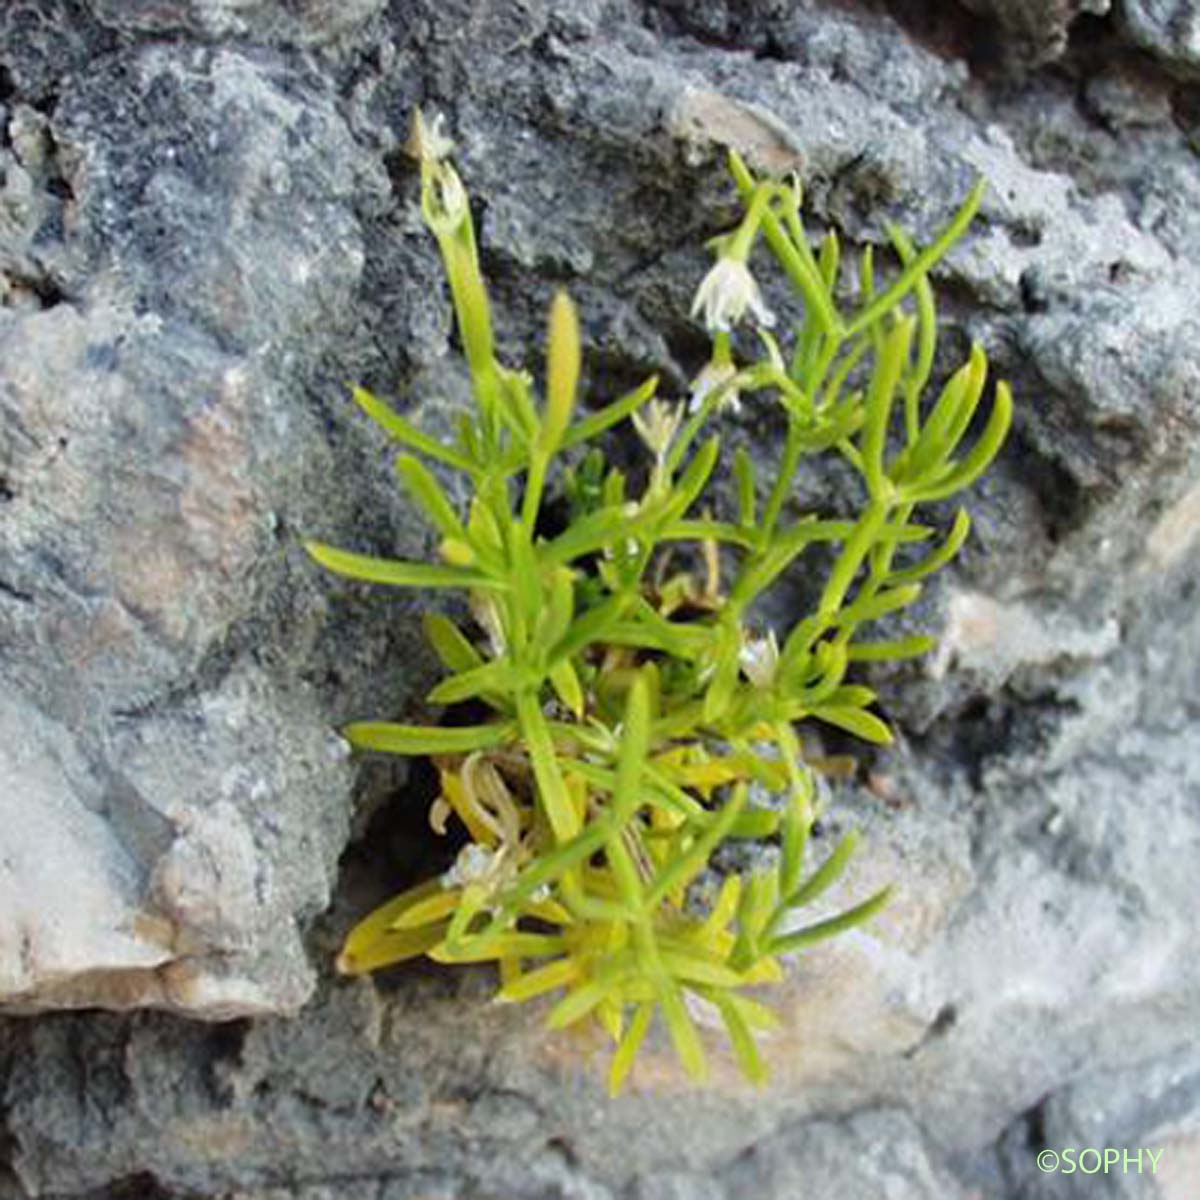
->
xmin=307 ymin=125 xmax=1011 ymax=1094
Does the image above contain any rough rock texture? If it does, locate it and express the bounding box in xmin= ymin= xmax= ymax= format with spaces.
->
xmin=1118 ymin=0 xmax=1200 ymax=75
xmin=956 ymin=0 xmax=1111 ymax=65
xmin=0 ymin=33 xmax=422 ymax=1014
xmin=85 ymin=0 xmax=387 ymax=45
xmin=1 ymin=0 xmax=1199 ymax=1197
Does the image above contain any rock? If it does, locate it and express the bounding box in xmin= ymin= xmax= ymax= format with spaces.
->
xmin=84 ymin=0 xmax=386 ymax=45
xmin=0 ymin=689 xmax=172 ymax=1004
xmin=946 ymin=0 xmax=1111 ymax=65
xmin=1118 ymin=0 xmax=1200 ymax=75
xmin=0 ymin=39 xmax=410 ymax=1019
xmin=1 ymin=0 xmax=1200 ymax=1197
xmin=928 ymin=590 xmax=1121 ymax=691
xmin=1083 ymin=63 xmax=1177 ymax=130
xmin=718 ymin=1109 xmax=971 ymax=1200
xmin=993 ymin=1056 xmax=1200 ymax=1198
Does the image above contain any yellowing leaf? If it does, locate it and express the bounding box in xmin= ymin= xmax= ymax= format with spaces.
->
xmin=337 ymin=879 xmax=446 ymax=975
xmin=659 ymin=980 xmax=708 ymax=1083
xmin=549 ymin=659 xmax=585 ymax=718
xmin=344 ymin=720 xmax=516 ymax=757
xmin=391 ymin=888 xmax=464 ymax=930
xmin=336 ymin=925 xmax=445 ymax=975
xmin=608 ymin=1001 xmax=654 ymax=1096
xmin=543 ymin=290 xmax=580 ymax=453
xmin=497 ymin=956 xmax=580 ymax=1003
xmin=713 ymin=991 xmax=768 ymax=1086
xmin=432 ymin=932 xmax=565 ymax=964
xmin=439 ymin=768 xmax=499 ymax=846
xmin=547 ymin=977 xmax=616 ymax=1030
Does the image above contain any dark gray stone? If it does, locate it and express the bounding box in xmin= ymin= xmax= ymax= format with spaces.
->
xmin=957 ymin=0 xmax=1112 ymax=65
xmin=85 ymin=0 xmax=386 ymax=45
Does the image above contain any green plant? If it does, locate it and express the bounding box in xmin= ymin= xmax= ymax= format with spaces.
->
xmin=307 ymin=111 xmax=1011 ymax=1094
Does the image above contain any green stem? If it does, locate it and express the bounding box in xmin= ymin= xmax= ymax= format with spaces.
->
xmin=726 ymin=182 xmax=774 ymax=261
xmin=758 ymin=417 xmax=804 ymax=546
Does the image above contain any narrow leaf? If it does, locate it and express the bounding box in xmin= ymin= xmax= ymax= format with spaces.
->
xmin=713 ymin=991 xmax=767 ymax=1085
xmin=664 ymin=435 xmax=720 ymax=523
xmin=351 ymin=385 xmax=473 ymax=471
xmin=422 ymin=613 xmax=484 ymax=673
xmin=344 ymin=720 xmax=515 ymax=756
xmin=659 ymin=979 xmax=708 ymax=1082
xmin=547 ymin=976 xmax=618 ymax=1030
xmin=847 ymin=178 xmax=986 ymax=337
xmin=538 ymin=566 xmax=576 ymax=651
xmin=659 ymin=947 xmax=745 ymax=988
xmin=647 ymin=785 xmax=747 ymax=908
xmin=903 ymin=380 xmax=1013 ymax=503
xmin=899 ymin=344 xmax=986 ymax=482
xmin=549 ymin=658 xmax=585 ymax=718
xmin=831 ymin=583 xmax=923 ymax=628
xmin=542 ymin=504 xmax=631 ymax=566
xmin=496 ymin=956 xmax=579 ymax=1003
xmin=845 ymin=635 xmax=937 ymax=662
xmin=337 ymin=880 xmax=446 ymax=975
xmin=396 ymin=454 xmax=466 ymax=540
xmin=787 ymin=830 xmax=860 ymax=908
xmin=564 ymin=375 xmax=658 ymax=449
xmin=427 ymin=659 xmax=522 ymax=705
xmin=769 ymin=885 xmax=893 ymax=955
xmin=727 ymin=808 xmax=781 ymax=839
xmin=612 ymin=672 xmax=652 ymax=823
xmin=609 ymin=1001 xmax=655 ymax=1096
xmin=548 ymin=593 xmax=630 ymax=664
xmin=810 ymin=705 xmax=893 ymax=745
xmin=734 ymin=447 xmax=757 ymax=527
xmin=886 ymin=509 xmax=970 ymax=586
xmin=889 ymin=224 xmax=937 ymax=403
xmin=433 ymin=932 xmax=566 ymax=964
xmin=861 ymin=316 xmax=914 ymax=498
xmin=306 ymin=541 xmax=501 ymax=591
xmin=779 ymin=807 xmax=810 ymax=900
xmin=517 ymin=690 xmax=581 ymax=843
xmin=391 ymin=888 xmax=464 ymax=930
xmin=543 ymin=291 xmax=580 ymax=453
xmin=337 ymin=923 xmax=444 ymax=975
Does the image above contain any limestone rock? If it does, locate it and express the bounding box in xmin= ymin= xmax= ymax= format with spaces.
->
xmin=0 ymin=41 xmax=400 ymax=1018
xmin=1 ymin=0 xmax=1200 ymax=1197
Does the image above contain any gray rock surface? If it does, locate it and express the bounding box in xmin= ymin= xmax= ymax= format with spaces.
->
xmin=85 ymin=0 xmax=386 ymax=45
xmin=1118 ymin=0 xmax=1200 ymax=74
xmin=0 ymin=35 xmax=420 ymax=1015
xmin=1 ymin=0 xmax=1199 ymax=1197
xmin=957 ymin=0 xmax=1111 ymax=64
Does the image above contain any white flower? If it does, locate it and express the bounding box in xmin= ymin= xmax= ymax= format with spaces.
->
xmin=405 ymin=107 xmax=455 ymax=163
xmin=688 ymin=359 xmax=742 ymax=415
xmin=631 ymin=397 xmax=684 ymax=463
xmin=690 ymin=258 xmax=776 ymax=334
xmin=441 ymin=843 xmax=496 ymax=889
xmin=428 ymin=161 xmax=468 ymax=227
xmin=739 ymin=629 xmax=780 ymax=689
